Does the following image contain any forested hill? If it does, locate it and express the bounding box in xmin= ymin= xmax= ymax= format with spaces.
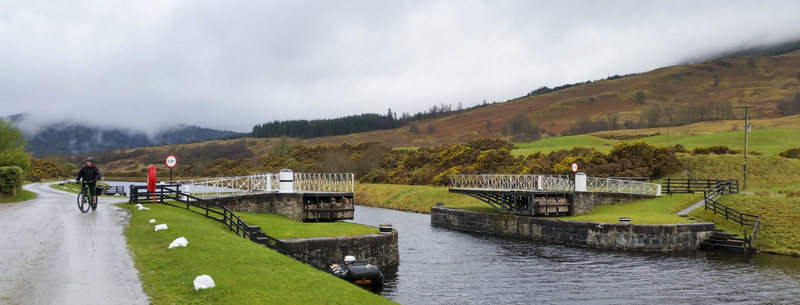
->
xmin=10 ymin=117 xmax=243 ymax=157
xmin=251 ymin=113 xmax=398 ymax=138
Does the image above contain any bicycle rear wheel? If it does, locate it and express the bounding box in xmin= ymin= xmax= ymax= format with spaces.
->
xmin=77 ymin=192 xmax=90 ymax=213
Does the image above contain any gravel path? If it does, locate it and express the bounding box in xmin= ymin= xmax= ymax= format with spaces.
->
xmin=0 ymin=183 xmax=148 ymax=305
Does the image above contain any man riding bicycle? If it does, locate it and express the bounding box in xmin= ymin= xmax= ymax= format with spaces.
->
xmin=76 ymin=157 xmax=102 ymax=211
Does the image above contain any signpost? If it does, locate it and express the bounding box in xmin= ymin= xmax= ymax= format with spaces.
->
xmin=165 ymin=155 xmax=177 ymax=182
xmin=571 ymin=162 xmax=579 ymax=173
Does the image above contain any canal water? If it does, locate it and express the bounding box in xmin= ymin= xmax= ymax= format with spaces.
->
xmin=349 ymin=205 xmax=800 ymax=305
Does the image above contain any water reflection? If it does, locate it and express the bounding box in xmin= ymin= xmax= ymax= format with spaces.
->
xmin=349 ymin=205 xmax=800 ymax=304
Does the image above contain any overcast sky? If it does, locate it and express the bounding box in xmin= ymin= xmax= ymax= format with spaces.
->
xmin=2 ymin=0 xmax=800 ymax=133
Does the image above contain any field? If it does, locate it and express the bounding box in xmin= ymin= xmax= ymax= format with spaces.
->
xmin=688 ymin=193 xmax=800 ymax=256
xmin=122 ymin=203 xmax=396 ymax=305
xmin=512 ymin=134 xmax=617 ymax=155
xmin=512 ymin=127 xmax=800 ymax=156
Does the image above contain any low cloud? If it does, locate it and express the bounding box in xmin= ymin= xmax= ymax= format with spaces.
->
xmin=2 ymin=0 xmax=800 ymax=133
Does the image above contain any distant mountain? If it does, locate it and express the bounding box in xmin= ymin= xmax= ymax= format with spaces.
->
xmin=6 ymin=115 xmax=243 ymax=157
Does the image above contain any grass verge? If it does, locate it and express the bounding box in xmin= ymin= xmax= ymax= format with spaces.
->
xmin=556 ymin=194 xmax=703 ymax=224
xmin=122 ymin=203 xmax=396 ymax=305
xmin=355 ymin=183 xmax=485 ymax=213
xmin=236 ymin=212 xmax=378 ymax=239
xmin=687 ymin=193 xmax=800 ymax=256
xmin=0 ymin=189 xmax=36 ymax=203
xmin=51 ymin=182 xmax=82 ymax=193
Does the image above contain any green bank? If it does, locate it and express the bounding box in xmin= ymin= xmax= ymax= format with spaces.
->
xmin=122 ymin=203 xmax=396 ymax=305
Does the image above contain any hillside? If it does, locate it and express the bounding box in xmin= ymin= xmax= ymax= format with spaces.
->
xmin=8 ymin=114 xmax=243 ymax=157
xmin=55 ymin=50 xmax=800 ymax=177
xmin=287 ymin=50 xmax=800 ymax=148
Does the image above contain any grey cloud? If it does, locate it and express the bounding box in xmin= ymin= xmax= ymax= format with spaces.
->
xmin=2 ymin=0 xmax=800 ymax=133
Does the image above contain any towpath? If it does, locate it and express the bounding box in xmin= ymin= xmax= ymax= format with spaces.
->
xmin=676 ymin=198 xmax=706 ymax=217
xmin=0 ymin=183 xmax=148 ymax=305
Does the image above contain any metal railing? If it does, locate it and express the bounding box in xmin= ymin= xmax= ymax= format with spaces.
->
xmin=174 ymin=172 xmax=354 ymax=197
xmin=129 ymin=185 xmax=286 ymax=251
xmin=586 ymin=177 xmax=662 ymax=196
xmin=294 ymin=173 xmax=354 ymax=193
xmin=449 ymin=174 xmax=574 ymax=191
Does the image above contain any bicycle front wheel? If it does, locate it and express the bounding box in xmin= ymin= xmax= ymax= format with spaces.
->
xmin=77 ymin=192 xmax=90 ymax=213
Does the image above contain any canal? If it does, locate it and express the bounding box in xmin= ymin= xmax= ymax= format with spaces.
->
xmin=349 ymin=205 xmax=800 ymax=304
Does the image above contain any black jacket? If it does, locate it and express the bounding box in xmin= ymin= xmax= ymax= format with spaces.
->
xmin=76 ymin=165 xmax=101 ymax=182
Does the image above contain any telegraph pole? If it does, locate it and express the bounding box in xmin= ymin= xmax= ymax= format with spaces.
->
xmin=736 ymin=105 xmax=758 ymax=190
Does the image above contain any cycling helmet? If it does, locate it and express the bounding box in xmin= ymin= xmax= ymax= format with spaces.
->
xmin=86 ymin=157 xmax=94 ymax=162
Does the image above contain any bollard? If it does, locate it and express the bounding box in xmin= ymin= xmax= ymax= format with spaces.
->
xmin=575 ymin=172 xmax=587 ymax=192
xmin=378 ymin=224 xmax=393 ymax=234
xmin=279 ymin=169 xmax=293 ymax=193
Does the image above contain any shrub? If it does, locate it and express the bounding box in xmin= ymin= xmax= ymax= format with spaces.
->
xmin=26 ymin=158 xmax=68 ymax=181
xmin=691 ymin=146 xmax=741 ymax=155
xmin=0 ymin=166 xmax=24 ymax=197
xmin=779 ymin=190 xmax=800 ymax=198
xmin=0 ymin=150 xmax=31 ymax=172
xmin=779 ymin=148 xmax=800 ymax=159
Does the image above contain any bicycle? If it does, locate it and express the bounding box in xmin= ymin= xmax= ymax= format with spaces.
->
xmin=77 ymin=181 xmax=99 ymax=213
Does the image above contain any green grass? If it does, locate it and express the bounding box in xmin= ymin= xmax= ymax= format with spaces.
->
xmin=676 ymin=155 xmax=800 ymax=190
xmin=688 ymin=193 xmax=800 ymax=256
xmin=237 ymin=212 xmax=378 ymax=239
xmin=511 ymin=128 xmax=800 ymax=157
xmin=122 ymin=203 xmax=396 ymax=305
xmin=51 ymin=182 xmax=82 ymax=194
xmin=513 ymin=135 xmax=618 ymax=155
xmin=0 ymin=189 xmax=37 ymax=203
xmin=643 ymin=128 xmax=800 ymax=156
xmin=355 ymin=183 xmax=486 ymax=213
xmin=556 ymin=194 xmax=703 ymax=224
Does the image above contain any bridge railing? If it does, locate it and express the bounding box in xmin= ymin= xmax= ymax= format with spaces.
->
xmin=449 ymin=174 xmax=573 ymax=191
xmin=175 ymin=172 xmax=354 ymax=197
xmin=293 ymin=173 xmax=354 ymax=193
xmin=175 ymin=173 xmax=277 ymax=197
xmin=586 ymin=177 xmax=662 ymax=196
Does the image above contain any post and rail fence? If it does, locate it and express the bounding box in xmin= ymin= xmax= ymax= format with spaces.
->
xmin=702 ymin=180 xmax=760 ymax=249
xmin=663 ymin=178 xmax=739 ymax=195
xmin=128 ymin=184 xmax=288 ymax=254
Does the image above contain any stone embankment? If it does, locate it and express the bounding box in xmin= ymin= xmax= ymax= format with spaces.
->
xmin=431 ymin=207 xmax=715 ymax=251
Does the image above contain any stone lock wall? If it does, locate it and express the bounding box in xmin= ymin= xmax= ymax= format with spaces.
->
xmin=279 ymin=230 xmax=400 ymax=270
xmin=431 ymin=207 xmax=715 ymax=251
xmin=211 ymin=193 xmax=304 ymax=221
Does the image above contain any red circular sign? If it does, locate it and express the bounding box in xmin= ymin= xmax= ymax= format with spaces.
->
xmin=165 ymin=155 xmax=177 ymax=168
xmin=571 ymin=162 xmax=579 ymax=173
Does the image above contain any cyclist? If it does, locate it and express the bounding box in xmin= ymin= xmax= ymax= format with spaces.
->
xmin=76 ymin=157 xmax=102 ymax=211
